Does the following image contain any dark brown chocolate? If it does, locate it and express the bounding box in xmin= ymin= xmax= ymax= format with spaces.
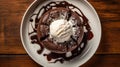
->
xmin=28 ymin=1 xmax=93 ymax=63
xmin=37 ymin=7 xmax=84 ymax=53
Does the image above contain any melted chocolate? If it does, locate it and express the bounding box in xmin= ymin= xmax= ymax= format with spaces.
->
xmin=30 ymin=35 xmax=44 ymax=54
xmin=43 ymin=32 xmax=87 ymax=63
xmin=28 ymin=1 xmax=93 ymax=63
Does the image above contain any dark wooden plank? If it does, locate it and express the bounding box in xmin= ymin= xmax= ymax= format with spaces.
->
xmin=0 ymin=15 xmax=4 ymax=47
xmin=0 ymin=54 xmax=119 ymax=67
xmin=0 ymin=0 xmax=34 ymax=54
xmin=88 ymin=0 xmax=120 ymax=54
xmin=0 ymin=0 xmax=120 ymax=54
xmin=81 ymin=54 xmax=120 ymax=67
xmin=0 ymin=55 xmax=41 ymax=67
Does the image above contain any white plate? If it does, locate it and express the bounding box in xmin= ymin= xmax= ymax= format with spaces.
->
xmin=20 ymin=0 xmax=101 ymax=67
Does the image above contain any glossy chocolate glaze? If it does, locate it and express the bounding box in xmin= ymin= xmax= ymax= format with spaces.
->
xmin=28 ymin=1 xmax=93 ymax=63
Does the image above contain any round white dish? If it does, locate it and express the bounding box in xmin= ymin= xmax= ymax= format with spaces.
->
xmin=20 ymin=0 xmax=101 ymax=67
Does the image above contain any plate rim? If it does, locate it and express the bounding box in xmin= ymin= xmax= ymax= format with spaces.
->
xmin=20 ymin=0 xmax=102 ymax=67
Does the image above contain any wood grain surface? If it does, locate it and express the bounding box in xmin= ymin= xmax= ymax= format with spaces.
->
xmin=0 ymin=0 xmax=120 ymax=67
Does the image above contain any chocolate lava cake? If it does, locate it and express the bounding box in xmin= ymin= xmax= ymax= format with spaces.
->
xmin=37 ymin=7 xmax=84 ymax=53
xmin=29 ymin=1 xmax=93 ymax=63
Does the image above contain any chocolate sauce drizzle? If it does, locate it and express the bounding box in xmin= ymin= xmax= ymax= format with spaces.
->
xmin=28 ymin=1 xmax=93 ymax=63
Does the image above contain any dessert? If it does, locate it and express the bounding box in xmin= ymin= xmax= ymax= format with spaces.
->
xmin=29 ymin=1 xmax=93 ymax=63
xmin=37 ymin=7 xmax=84 ymax=53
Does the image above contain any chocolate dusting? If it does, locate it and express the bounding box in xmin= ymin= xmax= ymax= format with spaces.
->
xmin=28 ymin=1 xmax=93 ymax=63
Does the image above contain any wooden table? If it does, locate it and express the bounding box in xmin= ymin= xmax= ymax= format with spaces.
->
xmin=0 ymin=0 xmax=120 ymax=67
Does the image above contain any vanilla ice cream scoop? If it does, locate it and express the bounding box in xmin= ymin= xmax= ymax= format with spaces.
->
xmin=50 ymin=19 xmax=74 ymax=43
